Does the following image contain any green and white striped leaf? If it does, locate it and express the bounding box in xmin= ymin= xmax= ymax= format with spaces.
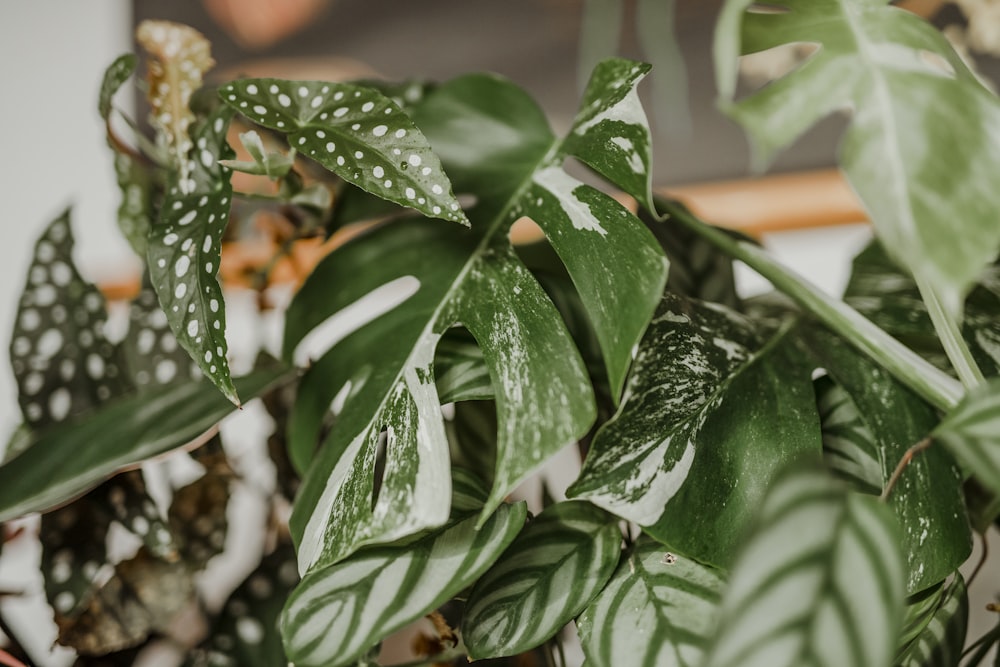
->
xmin=569 ymin=293 xmax=820 ymax=567
xmin=577 ymin=538 xmax=724 ymax=667
xmin=434 ymin=328 xmax=492 ymax=403
xmin=716 ymin=0 xmax=1000 ymax=316
xmin=702 ymin=465 xmax=906 ymax=667
xmin=284 ymin=63 xmax=666 ymax=573
xmin=934 ymin=377 xmax=1000 ymax=495
xmin=816 ymin=375 xmax=882 ymax=495
xmin=895 ymin=576 xmax=968 ymax=667
xmin=219 ymin=78 xmax=468 ymax=226
xmin=148 ymin=105 xmax=238 ymax=405
xmin=280 ymin=501 xmax=527 ymax=667
xmin=806 ymin=327 xmax=970 ymax=593
xmin=463 ymin=500 xmax=621 ymax=658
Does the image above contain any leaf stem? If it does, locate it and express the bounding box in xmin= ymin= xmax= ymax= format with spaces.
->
xmin=879 ymin=437 xmax=932 ymax=502
xmin=664 ymin=201 xmax=964 ymax=412
xmin=913 ymin=272 xmax=985 ymax=390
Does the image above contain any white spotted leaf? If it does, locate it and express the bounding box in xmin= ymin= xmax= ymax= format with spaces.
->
xmin=462 ymin=500 xmax=621 ymax=658
xmin=148 ymin=105 xmax=238 ymax=405
xmin=568 ymin=292 xmax=820 ymax=568
xmin=9 ymin=211 xmax=132 ymax=430
xmin=281 ymin=501 xmax=526 ymax=667
xmin=702 ymin=465 xmax=906 ymax=667
xmin=219 ymin=78 xmax=468 ymax=226
xmin=576 ymin=538 xmax=725 ymax=667
xmin=284 ymin=65 xmax=666 ymax=574
xmin=123 ymin=279 xmax=203 ymax=390
xmin=167 ymin=437 xmax=234 ymax=569
xmin=98 ymin=53 xmax=136 ymax=121
xmin=716 ymin=0 xmax=1000 ymax=316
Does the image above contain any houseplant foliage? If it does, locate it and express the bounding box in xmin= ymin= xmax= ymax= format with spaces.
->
xmin=2 ymin=2 xmax=1000 ymax=666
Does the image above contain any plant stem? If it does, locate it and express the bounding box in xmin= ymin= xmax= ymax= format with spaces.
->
xmin=665 ymin=202 xmax=964 ymax=411
xmin=913 ymin=272 xmax=985 ymax=390
xmin=879 ymin=437 xmax=931 ymax=502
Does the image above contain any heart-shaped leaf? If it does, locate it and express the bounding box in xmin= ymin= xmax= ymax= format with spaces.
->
xmin=805 ymin=327 xmax=971 ymax=593
xmin=280 ymin=500 xmax=526 ymax=667
xmin=702 ymin=465 xmax=905 ymax=667
xmin=219 ymin=78 xmax=468 ymax=226
xmin=569 ymin=292 xmax=820 ymax=567
xmin=148 ymin=105 xmax=238 ymax=404
xmin=284 ymin=62 xmax=666 ymax=573
xmin=462 ymin=500 xmax=621 ymax=658
xmin=895 ymin=575 xmax=967 ymax=667
xmin=576 ymin=538 xmax=724 ymax=667
xmin=716 ymin=0 xmax=1000 ymax=316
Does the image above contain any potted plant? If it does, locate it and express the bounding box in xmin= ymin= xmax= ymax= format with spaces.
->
xmin=2 ymin=2 xmax=1000 ymax=666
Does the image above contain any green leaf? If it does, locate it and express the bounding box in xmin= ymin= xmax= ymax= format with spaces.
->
xmin=816 ymin=375 xmax=883 ymax=495
xmin=122 ymin=278 xmax=202 ymax=390
xmin=167 ymin=439 xmax=233 ymax=569
xmin=934 ymin=377 xmax=1000 ymax=496
xmin=219 ymin=78 xmax=468 ymax=226
xmin=716 ymin=0 xmax=1000 ymax=315
xmin=98 ymin=53 xmax=136 ymax=120
xmin=148 ymin=106 xmax=239 ymax=405
xmin=280 ymin=501 xmax=527 ymax=667
xmin=895 ymin=575 xmax=968 ymax=667
xmin=569 ymin=293 xmax=820 ymax=567
xmin=9 ymin=211 xmax=133 ymax=430
xmin=702 ymin=465 xmax=906 ymax=667
xmin=463 ymin=500 xmax=621 ymax=658
xmin=434 ymin=328 xmax=492 ymax=403
xmin=219 ymin=129 xmax=295 ymax=178
xmin=805 ymin=327 xmax=971 ymax=593
xmin=577 ymin=538 xmax=724 ymax=667
xmin=284 ymin=65 xmax=666 ymax=572
xmin=0 ymin=364 xmax=288 ymax=522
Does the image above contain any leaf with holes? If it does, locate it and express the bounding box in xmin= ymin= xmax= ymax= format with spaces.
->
xmin=219 ymin=78 xmax=468 ymax=225
xmin=895 ymin=575 xmax=967 ymax=667
xmin=0 ymin=363 xmax=288 ymax=522
xmin=463 ymin=500 xmax=621 ymax=658
xmin=716 ymin=0 xmax=1000 ymax=316
xmin=933 ymin=377 xmax=1000 ymax=496
xmin=702 ymin=465 xmax=905 ymax=667
xmin=805 ymin=326 xmax=970 ymax=593
xmin=576 ymin=538 xmax=724 ymax=667
xmin=148 ymin=105 xmax=238 ymax=404
xmin=284 ymin=63 xmax=666 ymax=573
xmin=10 ymin=211 xmax=133 ymax=430
xmin=281 ymin=500 xmax=526 ymax=667
xmin=568 ymin=293 xmax=820 ymax=568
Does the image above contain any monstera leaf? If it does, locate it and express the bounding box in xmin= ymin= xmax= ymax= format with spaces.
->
xmin=576 ymin=538 xmax=724 ymax=667
xmin=282 ymin=59 xmax=667 ymax=574
xmin=805 ymin=327 xmax=970 ymax=593
xmin=569 ymin=292 xmax=820 ymax=568
xmin=716 ymin=0 xmax=1000 ymax=317
xmin=702 ymin=465 xmax=905 ymax=667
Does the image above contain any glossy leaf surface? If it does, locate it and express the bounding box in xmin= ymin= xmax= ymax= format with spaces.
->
xmin=0 ymin=364 xmax=287 ymax=522
xmin=702 ymin=466 xmax=905 ymax=667
xmin=716 ymin=0 xmax=1000 ymax=315
xmin=148 ymin=106 xmax=238 ymax=404
xmin=280 ymin=501 xmax=526 ymax=667
xmin=577 ymin=538 xmax=724 ymax=667
xmin=463 ymin=500 xmax=621 ymax=658
xmin=806 ymin=328 xmax=970 ymax=593
xmin=569 ymin=293 xmax=820 ymax=567
xmin=284 ymin=63 xmax=666 ymax=573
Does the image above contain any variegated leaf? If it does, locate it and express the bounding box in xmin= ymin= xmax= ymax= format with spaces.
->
xmin=219 ymin=130 xmax=295 ymax=178
xmin=577 ymin=538 xmax=724 ymax=667
xmin=447 ymin=401 xmax=499 ymax=489
xmin=0 ymin=364 xmax=288 ymax=522
xmin=285 ymin=64 xmax=666 ymax=573
xmin=40 ymin=495 xmax=113 ymax=620
xmin=219 ymin=78 xmax=467 ymax=225
xmin=434 ymin=328 xmax=492 ymax=403
xmin=281 ymin=501 xmax=527 ymax=667
xmin=895 ymin=575 xmax=967 ymax=667
xmin=569 ymin=292 xmax=820 ymax=567
xmin=10 ymin=211 xmax=132 ymax=430
xmin=122 ymin=279 xmax=202 ymax=390
xmin=716 ymin=0 xmax=1000 ymax=316
xmin=463 ymin=500 xmax=621 ymax=658
xmin=816 ymin=375 xmax=882 ymax=495
xmin=806 ymin=328 xmax=970 ymax=593
xmin=702 ymin=465 xmax=906 ymax=667
xmin=934 ymin=377 xmax=1000 ymax=495
xmin=168 ymin=436 xmax=233 ymax=568
xmin=104 ymin=470 xmax=178 ymax=561
xmin=98 ymin=53 xmax=136 ymax=120
xmin=148 ymin=105 xmax=238 ymax=404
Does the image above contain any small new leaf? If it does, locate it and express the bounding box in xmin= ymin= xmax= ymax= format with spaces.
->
xmin=219 ymin=130 xmax=296 ymax=178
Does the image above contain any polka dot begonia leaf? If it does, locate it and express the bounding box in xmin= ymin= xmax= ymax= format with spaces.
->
xmin=103 ymin=469 xmax=179 ymax=562
xmin=168 ymin=436 xmax=234 ymax=569
xmin=9 ymin=210 xmax=133 ymax=430
xmin=124 ymin=279 xmax=202 ymax=390
xmin=98 ymin=53 xmax=136 ymax=124
xmin=148 ymin=106 xmax=240 ymax=406
xmin=219 ymin=78 xmax=469 ymax=226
